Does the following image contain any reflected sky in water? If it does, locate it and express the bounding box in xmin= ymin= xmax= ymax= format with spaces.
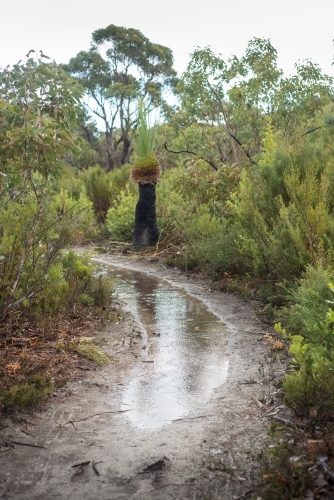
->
xmin=94 ymin=260 xmax=229 ymax=430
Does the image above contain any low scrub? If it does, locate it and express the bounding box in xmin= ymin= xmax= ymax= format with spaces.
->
xmin=276 ymin=279 xmax=334 ymax=420
xmin=0 ymin=375 xmax=54 ymax=413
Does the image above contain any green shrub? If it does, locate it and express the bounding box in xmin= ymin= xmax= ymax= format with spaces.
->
xmin=83 ymin=164 xmax=134 ymax=222
xmin=50 ymin=166 xmax=86 ymax=200
xmin=276 ymin=282 xmax=334 ymax=419
xmin=50 ymin=188 xmax=99 ymax=243
xmin=106 ymin=189 xmax=137 ymax=241
xmin=61 ymin=250 xmax=113 ymax=307
xmin=0 ymin=375 xmax=54 ymax=412
xmin=83 ymin=166 xmax=114 ymax=222
xmin=180 ymin=207 xmax=239 ymax=276
xmin=91 ymin=275 xmax=113 ymax=306
xmin=229 ymin=125 xmax=334 ymax=281
xmin=282 ymin=333 xmax=334 ymax=418
xmin=276 ymin=263 xmax=334 ymax=334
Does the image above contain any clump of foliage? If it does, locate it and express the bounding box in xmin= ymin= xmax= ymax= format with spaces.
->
xmin=106 ymin=190 xmax=137 ymax=241
xmin=62 ymin=250 xmax=113 ymax=308
xmin=275 ymin=280 xmax=334 ymax=419
xmin=131 ymin=101 xmax=160 ymax=184
xmin=57 ymin=337 xmax=109 ymax=365
xmin=83 ymin=164 xmax=135 ymax=223
xmin=276 ymin=264 xmax=334 ymax=334
xmin=50 ymin=187 xmax=98 ymax=242
xmin=0 ymin=375 xmax=54 ymax=412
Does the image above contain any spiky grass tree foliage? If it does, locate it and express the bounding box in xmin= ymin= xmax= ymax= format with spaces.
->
xmin=131 ymin=102 xmax=160 ymax=250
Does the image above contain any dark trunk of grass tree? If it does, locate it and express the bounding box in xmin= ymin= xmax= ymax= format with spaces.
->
xmin=133 ymin=183 xmax=159 ymax=250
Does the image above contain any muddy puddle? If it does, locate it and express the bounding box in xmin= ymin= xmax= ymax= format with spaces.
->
xmin=94 ymin=261 xmax=229 ymax=430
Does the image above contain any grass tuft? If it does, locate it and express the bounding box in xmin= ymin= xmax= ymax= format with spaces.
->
xmin=57 ymin=337 xmax=109 ymax=365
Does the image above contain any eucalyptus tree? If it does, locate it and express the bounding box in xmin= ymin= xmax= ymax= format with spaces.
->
xmin=63 ymin=24 xmax=178 ymax=172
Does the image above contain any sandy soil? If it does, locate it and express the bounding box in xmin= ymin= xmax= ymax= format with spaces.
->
xmin=0 ymin=255 xmax=285 ymax=500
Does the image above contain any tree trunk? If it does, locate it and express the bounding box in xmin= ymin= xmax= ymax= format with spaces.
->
xmin=120 ymin=135 xmax=133 ymax=165
xmin=133 ymin=183 xmax=159 ymax=250
xmin=105 ymin=130 xmax=116 ymax=172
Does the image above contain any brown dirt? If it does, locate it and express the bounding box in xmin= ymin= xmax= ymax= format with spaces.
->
xmin=0 ymin=254 xmax=287 ymax=500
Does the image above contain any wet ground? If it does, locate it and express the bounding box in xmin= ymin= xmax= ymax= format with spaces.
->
xmin=99 ymin=264 xmax=230 ymax=430
xmin=0 ymin=254 xmax=281 ymax=500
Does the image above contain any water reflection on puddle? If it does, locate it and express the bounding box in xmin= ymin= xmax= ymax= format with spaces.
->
xmin=95 ymin=259 xmax=229 ymax=430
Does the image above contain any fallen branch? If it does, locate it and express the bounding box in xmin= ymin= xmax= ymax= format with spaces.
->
xmin=245 ymin=402 xmax=284 ymax=427
xmin=62 ymin=409 xmax=132 ymax=426
xmin=274 ymin=416 xmax=307 ymax=428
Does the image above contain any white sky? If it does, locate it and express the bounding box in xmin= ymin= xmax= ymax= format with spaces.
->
xmin=1 ymin=0 xmax=333 ymax=78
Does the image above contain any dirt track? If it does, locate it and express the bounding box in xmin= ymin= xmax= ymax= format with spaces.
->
xmin=0 ymin=255 xmax=282 ymax=500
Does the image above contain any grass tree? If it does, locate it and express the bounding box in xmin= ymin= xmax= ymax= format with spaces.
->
xmin=131 ymin=102 xmax=160 ymax=250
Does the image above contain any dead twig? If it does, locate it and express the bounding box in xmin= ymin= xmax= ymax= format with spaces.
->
xmin=92 ymin=460 xmax=102 ymax=476
xmin=172 ymin=414 xmax=215 ymax=422
xmin=228 ymin=326 xmax=265 ymax=334
xmin=233 ymin=490 xmax=253 ymax=500
xmin=71 ymin=461 xmax=90 ymax=479
xmin=245 ymin=402 xmax=284 ymax=427
xmin=71 ymin=460 xmax=91 ymax=468
xmin=20 ymin=428 xmax=34 ymax=436
xmin=3 ymin=439 xmax=45 ymax=449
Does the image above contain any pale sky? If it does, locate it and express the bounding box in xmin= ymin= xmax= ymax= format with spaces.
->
xmin=1 ymin=0 xmax=333 ymax=77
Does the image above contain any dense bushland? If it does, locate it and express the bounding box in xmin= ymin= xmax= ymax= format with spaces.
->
xmin=0 ymin=56 xmax=112 ymax=331
xmin=2 ymin=32 xmax=334 ymax=446
xmin=97 ymin=38 xmax=334 ymax=427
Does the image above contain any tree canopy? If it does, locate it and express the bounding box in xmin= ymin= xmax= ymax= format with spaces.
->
xmin=175 ymin=38 xmax=334 ymax=169
xmin=63 ymin=24 xmax=178 ymax=171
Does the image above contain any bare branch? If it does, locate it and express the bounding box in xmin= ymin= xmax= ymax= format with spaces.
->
xmin=164 ymin=142 xmax=218 ymax=171
xmin=300 ymin=126 xmax=322 ymax=138
xmin=228 ymin=132 xmax=256 ymax=165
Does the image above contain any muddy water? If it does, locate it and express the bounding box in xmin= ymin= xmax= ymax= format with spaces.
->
xmin=95 ymin=262 xmax=229 ymax=430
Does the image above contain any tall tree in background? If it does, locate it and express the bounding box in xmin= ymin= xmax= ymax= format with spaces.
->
xmin=177 ymin=38 xmax=334 ymax=169
xmin=63 ymin=24 xmax=178 ymax=172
